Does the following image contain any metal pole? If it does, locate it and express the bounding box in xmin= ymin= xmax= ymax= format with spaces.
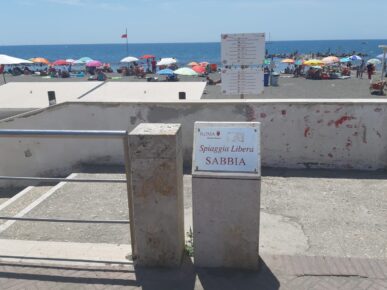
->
xmin=2 ymin=72 xmax=6 ymax=84
xmin=126 ymin=28 xmax=129 ymax=57
xmin=381 ymin=49 xmax=386 ymax=82
xmin=0 ymin=129 xmax=126 ymax=138
xmin=123 ymin=133 xmax=136 ymax=259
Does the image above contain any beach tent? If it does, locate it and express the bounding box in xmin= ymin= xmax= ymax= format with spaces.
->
xmin=157 ymin=58 xmax=177 ymax=66
xmin=0 ymin=54 xmax=32 ymax=84
xmin=174 ymin=67 xmax=198 ymax=76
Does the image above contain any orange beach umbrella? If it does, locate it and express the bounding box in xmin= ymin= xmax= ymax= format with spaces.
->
xmin=281 ymin=58 xmax=295 ymax=64
xmin=188 ymin=61 xmax=198 ymax=67
xmin=31 ymin=57 xmax=50 ymax=64
xmin=322 ymin=56 xmax=339 ymax=64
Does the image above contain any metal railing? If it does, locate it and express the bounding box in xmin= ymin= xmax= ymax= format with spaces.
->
xmin=0 ymin=129 xmax=136 ymax=260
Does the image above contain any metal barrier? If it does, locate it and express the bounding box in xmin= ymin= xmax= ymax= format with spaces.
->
xmin=0 ymin=129 xmax=136 ymax=261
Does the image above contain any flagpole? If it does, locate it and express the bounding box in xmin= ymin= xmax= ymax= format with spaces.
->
xmin=125 ymin=28 xmax=129 ymax=56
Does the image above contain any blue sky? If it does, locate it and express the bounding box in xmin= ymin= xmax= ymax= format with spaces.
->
xmin=1 ymin=0 xmax=386 ymax=45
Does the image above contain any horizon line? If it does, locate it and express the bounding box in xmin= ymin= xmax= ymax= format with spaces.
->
xmin=1 ymin=38 xmax=387 ymax=47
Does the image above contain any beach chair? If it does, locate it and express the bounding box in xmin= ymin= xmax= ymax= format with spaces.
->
xmin=369 ymin=80 xmax=386 ymax=95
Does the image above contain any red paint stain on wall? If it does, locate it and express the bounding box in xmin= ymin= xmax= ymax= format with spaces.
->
xmin=304 ymin=127 xmax=311 ymax=137
xmin=281 ymin=110 xmax=287 ymax=116
xmin=335 ymin=116 xmax=354 ymax=128
xmin=345 ymin=138 xmax=352 ymax=150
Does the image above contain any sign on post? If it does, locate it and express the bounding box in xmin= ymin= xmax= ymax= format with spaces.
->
xmin=193 ymin=122 xmax=261 ymax=175
xmin=221 ymin=33 xmax=265 ymax=97
xmin=221 ymin=67 xmax=264 ymax=95
xmin=221 ymin=33 xmax=265 ymax=65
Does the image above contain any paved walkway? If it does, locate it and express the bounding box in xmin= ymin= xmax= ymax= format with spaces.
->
xmin=0 ymin=254 xmax=386 ymax=289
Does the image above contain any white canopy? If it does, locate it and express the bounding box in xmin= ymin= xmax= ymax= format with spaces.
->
xmin=157 ymin=58 xmax=177 ymax=66
xmin=120 ymin=56 xmax=139 ymax=63
xmin=0 ymin=54 xmax=32 ymax=65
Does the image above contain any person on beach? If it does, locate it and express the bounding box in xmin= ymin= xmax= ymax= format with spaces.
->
xmin=366 ymin=63 xmax=373 ymax=80
xmin=151 ymin=58 xmax=156 ymax=73
xmin=96 ymin=69 xmax=107 ymax=81
xmin=357 ymin=60 xmax=365 ymax=79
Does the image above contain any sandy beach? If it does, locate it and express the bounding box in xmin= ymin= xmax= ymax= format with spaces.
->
xmin=0 ymin=71 xmax=383 ymax=100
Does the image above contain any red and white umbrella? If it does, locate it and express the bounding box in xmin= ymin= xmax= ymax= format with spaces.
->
xmin=86 ymin=60 xmax=103 ymax=67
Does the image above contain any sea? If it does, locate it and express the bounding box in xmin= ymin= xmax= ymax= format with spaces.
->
xmin=0 ymin=39 xmax=386 ymax=70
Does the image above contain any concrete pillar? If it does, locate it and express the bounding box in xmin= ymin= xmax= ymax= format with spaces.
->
xmin=192 ymin=121 xmax=261 ymax=270
xmin=129 ymin=123 xmax=184 ymax=267
xmin=192 ymin=173 xmax=260 ymax=270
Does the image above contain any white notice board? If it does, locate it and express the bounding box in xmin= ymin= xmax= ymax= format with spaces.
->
xmin=221 ymin=33 xmax=265 ymax=65
xmin=193 ymin=122 xmax=261 ymax=175
xmin=221 ymin=68 xmax=264 ymax=95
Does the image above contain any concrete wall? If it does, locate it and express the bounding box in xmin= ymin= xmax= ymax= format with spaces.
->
xmin=0 ymin=100 xmax=386 ymax=185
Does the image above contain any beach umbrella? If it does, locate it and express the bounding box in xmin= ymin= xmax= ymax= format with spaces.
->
xmin=377 ymin=53 xmax=387 ymax=59
xmin=66 ymin=59 xmax=75 ymax=63
xmin=120 ymin=56 xmax=139 ymax=63
xmin=0 ymin=54 xmax=32 ymax=65
xmin=367 ymin=58 xmax=381 ymax=65
xmin=0 ymin=54 xmax=32 ymax=84
xmin=199 ymin=61 xmax=209 ymax=67
xmin=157 ymin=58 xmax=177 ymax=66
xmin=174 ymin=67 xmax=198 ymax=76
xmin=350 ymin=55 xmax=362 ymax=61
xmin=322 ymin=56 xmax=339 ymax=64
xmin=295 ymin=59 xmax=304 ymax=65
xmin=281 ymin=58 xmax=295 ymax=64
xmin=31 ymin=57 xmax=50 ymax=65
xmin=263 ymin=59 xmax=271 ymax=65
xmin=304 ymin=59 xmax=325 ymax=66
xmin=140 ymin=54 xmax=155 ymax=59
xmin=52 ymin=59 xmax=69 ymax=66
xmin=188 ymin=62 xmax=199 ymax=67
xmin=340 ymin=57 xmax=351 ymax=63
xmin=74 ymin=57 xmax=93 ymax=64
xmin=86 ymin=60 xmax=103 ymax=67
xmin=157 ymin=68 xmax=175 ymax=75
xmin=192 ymin=65 xmax=206 ymax=74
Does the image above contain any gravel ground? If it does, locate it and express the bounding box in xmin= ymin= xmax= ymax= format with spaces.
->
xmin=0 ymin=168 xmax=385 ymax=260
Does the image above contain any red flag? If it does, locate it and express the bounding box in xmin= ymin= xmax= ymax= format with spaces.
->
xmin=121 ymin=34 xmax=127 ymax=39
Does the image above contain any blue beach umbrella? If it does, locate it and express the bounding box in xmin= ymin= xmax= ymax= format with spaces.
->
xmin=350 ymin=55 xmax=362 ymax=61
xmin=157 ymin=68 xmax=175 ymax=75
xmin=340 ymin=57 xmax=350 ymax=63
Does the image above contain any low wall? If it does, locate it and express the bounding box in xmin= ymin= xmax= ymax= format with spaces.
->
xmin=0 ymin=100 xmax=386 ymax=185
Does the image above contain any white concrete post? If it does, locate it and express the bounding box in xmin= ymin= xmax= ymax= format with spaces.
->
xmin=129 ymin=123 xmax=184 ymax=267
xmin=192 ymin=122 xmax=261 ymax=270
